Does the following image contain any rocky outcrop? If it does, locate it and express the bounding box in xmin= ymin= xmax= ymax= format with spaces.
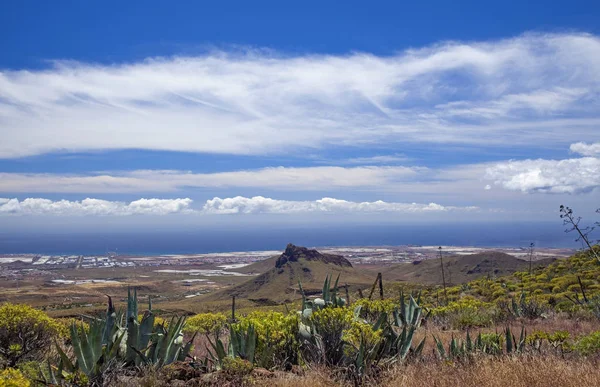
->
xmin=275 ymin=243 xmax=352 ymax=268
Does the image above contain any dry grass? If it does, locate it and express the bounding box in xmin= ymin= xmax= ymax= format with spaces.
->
xmin=388 ymin=356 xmax=600 ymax=387
xmin=263 ymin=356 xmax=600 ymax=387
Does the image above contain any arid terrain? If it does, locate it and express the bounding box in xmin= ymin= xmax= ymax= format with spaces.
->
xmin=0 ymin=244 xmax=573 ymax=317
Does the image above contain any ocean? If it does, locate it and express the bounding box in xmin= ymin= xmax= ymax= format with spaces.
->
xmin=0 ymin=221 xmax=584 ymax=255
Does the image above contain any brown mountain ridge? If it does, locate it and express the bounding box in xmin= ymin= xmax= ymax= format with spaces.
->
xmin=383 ymin=251 xmax=557 ymax=285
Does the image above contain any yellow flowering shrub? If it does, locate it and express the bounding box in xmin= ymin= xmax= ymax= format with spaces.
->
xmin=309 ymin=307 xmax=354 ymax=366
xmin=430 ymin=297 xmax=497 ymax=329
xmin=56 ymin=318 xmax=90 ymax=338
xmin=353 ymin=299 xmax=395 ymax=321
xmin=0 ymin=368 xmax=30 ymax=387
xmin=235 ymin=311 xmax=299 ymax=368
xmin=0 ymin=303 xmax=62 ymax=366
xmin=311 ymin=307 xmax=353 ymax=334
xmin=342 ymin=320 xmax=382 ymax=352
xmin=184 ymin=312 xmax=227 ymax=336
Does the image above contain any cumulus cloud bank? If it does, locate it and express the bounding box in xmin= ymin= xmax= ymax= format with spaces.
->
xmin=0 ymin=198 xmax=194 ymax=216
xmin=570 ymin=142 xmax=600 ymax=157
xmin=202 ymin=196 xmax=477 ymax=214
xmin=485 ymin=157 xmax=600 ymax=194
xmin=0 ymin=196 xmax=476 ymax=216
xmin=1 ymin=33 xmax=600 ymax=158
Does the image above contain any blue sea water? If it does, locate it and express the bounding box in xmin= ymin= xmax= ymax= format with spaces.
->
xmin=0 ymin=222 xmax=583 ymax=255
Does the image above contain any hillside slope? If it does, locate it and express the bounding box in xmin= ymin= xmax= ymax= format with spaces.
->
xmin=203 ymin=244 xmax=373 ymax=303
xmin=383 ymin=251 xmax=556 ymax=285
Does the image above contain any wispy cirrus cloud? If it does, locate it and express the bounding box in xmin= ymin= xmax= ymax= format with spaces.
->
xmin=0 ymin=166 xmax=425 ymax=193
xmin=0 ymin=196 xmax=476 ymax=216
xmin=1 ymin=33 xmax=600 ymax=159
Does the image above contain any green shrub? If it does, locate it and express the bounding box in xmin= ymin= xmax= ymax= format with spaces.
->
xmin=575 ymin=331 xmax=600 ymax=356
xmin=0 ymin=303 xmax=62 ymax=367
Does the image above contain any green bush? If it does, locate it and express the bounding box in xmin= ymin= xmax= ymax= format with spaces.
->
xmin=575 ymin=331 xmax=600 ymax=356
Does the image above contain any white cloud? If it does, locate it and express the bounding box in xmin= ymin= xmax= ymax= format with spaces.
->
xmin=0 ymin=197 xmax=194 ymax=216
xmin=0 ymin=166 xmax=424 ymax=193
xmin=484 ymin=157 xmax=600 ymax=194
xmin=1 ymin=33 xmax=600 ymax=158
xmin=201 ymin=196 xmax=477 ymax=214
xmin=339 ymin=154 xmax=408 ymax=165
xmin=570 ymin=142 xmax=600 ymax=156
xmin=0 ymin=196 xmax=476 ymax=216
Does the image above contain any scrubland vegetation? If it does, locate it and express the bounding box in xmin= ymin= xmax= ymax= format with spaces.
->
xmin=1 ymin=211 xmax=600 ymax=386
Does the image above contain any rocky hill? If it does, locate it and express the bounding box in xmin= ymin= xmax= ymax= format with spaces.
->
xmin=203 ymin=244 xmax=371 ymax=303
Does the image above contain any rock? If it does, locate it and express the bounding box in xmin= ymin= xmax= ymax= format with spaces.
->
xmin=275 ymin=244 xmax=352 ymax=268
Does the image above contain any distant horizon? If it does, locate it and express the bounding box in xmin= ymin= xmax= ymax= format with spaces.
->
xmin=0 ymin=221 xmax=584 ymax=255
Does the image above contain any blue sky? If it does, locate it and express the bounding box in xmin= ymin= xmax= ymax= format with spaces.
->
xmin=0 ymin=1 xmax=599 ymax=229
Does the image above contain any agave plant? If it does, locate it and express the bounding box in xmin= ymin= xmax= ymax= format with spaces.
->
xmin=50 ymin=288 xmax=194 ymax=384
xmin=299 ymin=274 xmax=346 ymax=316
xmin=505 ymin=326 xmax=526 ymax=354
xmin=434 ymin=326 xmax=526 ymax=360
xmin=207 ymin=323 xmax=257 ymax=369
xmin=378 ymin=313 xmax=426 ymax=361
xmin=393 ymin=291 xmax=429 ymax=328
xmin=433 ymin=332 xmax=475 ymax=360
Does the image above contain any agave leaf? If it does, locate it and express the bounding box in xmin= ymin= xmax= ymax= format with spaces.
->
xmin=353 ymin=305 xmax=363 ymax=321
xmin=433 ymin=335 xmax=446 ymax=359
xmin=131 ymin=346 xmax=151 ymax=366
xmin=138 ymin=310 xmax=155 ymax=351
xmin=322 ymin=274 xmax=330 ymax=303
xmin=46 ymin=360 xmax=58 ymax=385
xmin=505 ymin=327 xmax=513 ymax=353
xmin=107 ymin=329 xmax=127 ymax=360
xmin=70 ymin=322 xmax=90 ymax=375
xmin=55 ymin=341 xmax=75 ymax=373
xmin=399 ymin=291 xmax=407 ymax=325
xmin=246 ymin=324 xmax=257 ymax=364
xmin=466 ymin=330 xmax=473 ymax=352
xmin=414 ymin=336 xmax=426 ymax=357
xmin=179 ymin=332 xmax=197 ymax=361
xmin=299 ymin=321 xmax=313 ymax=339
xmin=103 ymin=295 xmax=116 ymax=345
xmin=356 ymin=339 xmax=365 ymax=373
xmin=400 ymin=326 xmax=417 ymax=359
xmin=373 ymin=312 xmax=388 ymax=331
xmin=126 ymin=314 xmax=139 ymax=363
